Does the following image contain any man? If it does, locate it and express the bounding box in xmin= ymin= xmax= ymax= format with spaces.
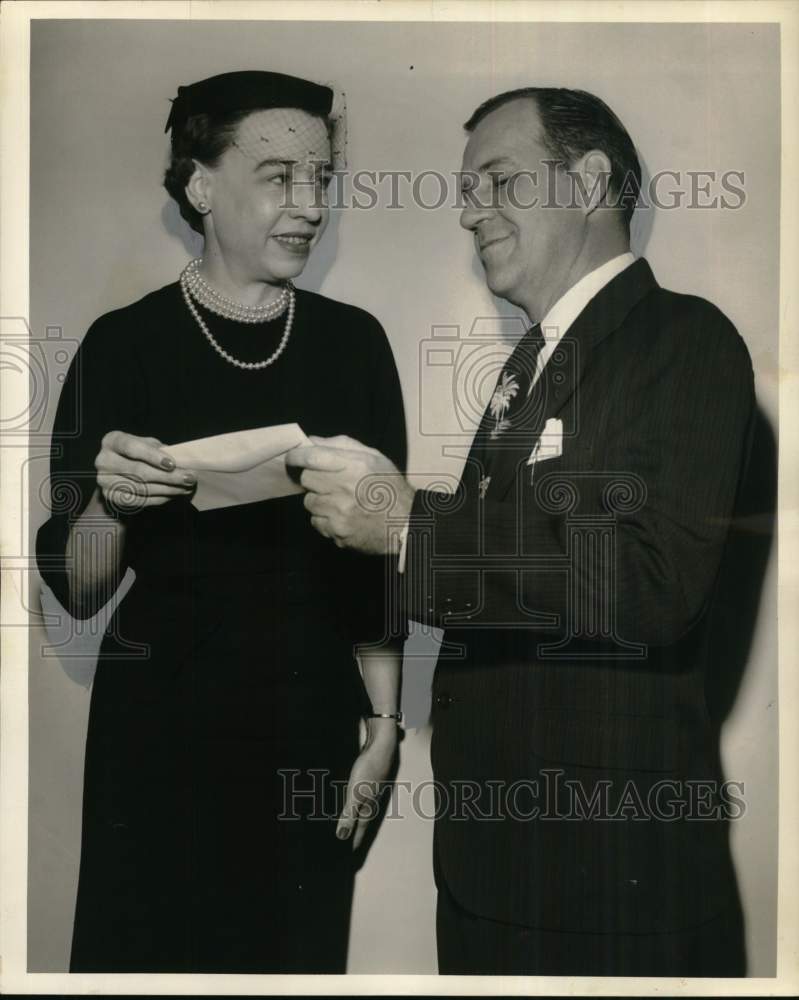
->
xmin=288 ymin=88 xmax=754 ymax=976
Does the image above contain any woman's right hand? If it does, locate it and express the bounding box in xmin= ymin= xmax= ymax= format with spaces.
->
xmin=94 ymin=430 xmax=196 ymax=511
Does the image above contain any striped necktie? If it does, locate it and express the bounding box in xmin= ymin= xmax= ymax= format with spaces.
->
xmin=479 ymin=323 xmax=546 ymax=478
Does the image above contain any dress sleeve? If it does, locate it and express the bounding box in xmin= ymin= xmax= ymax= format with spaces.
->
xmin=339 ymin=315 xmax=408 ymax=646
xmin=35 ymin=313 xmax=139 ymax=611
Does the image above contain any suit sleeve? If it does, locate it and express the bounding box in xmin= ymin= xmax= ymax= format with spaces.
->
xmin=403 ymin=300 xmax=755 ymax=649
xmin=35 ymin=314 xmax=137 ymax=611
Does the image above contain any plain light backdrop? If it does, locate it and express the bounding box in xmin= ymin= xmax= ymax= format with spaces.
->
xmin=28 ymin=18 xmax=779 ymax=975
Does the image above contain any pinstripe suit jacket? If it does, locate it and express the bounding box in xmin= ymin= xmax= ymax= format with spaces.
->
xmin=404 ymin=258 xmax=755 ymax=933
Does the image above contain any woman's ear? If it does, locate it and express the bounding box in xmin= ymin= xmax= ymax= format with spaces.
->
xmin=574 ymin=149 xmax=612 ymax=217
xmin=185 ymin=160 xmax=212 ymax=216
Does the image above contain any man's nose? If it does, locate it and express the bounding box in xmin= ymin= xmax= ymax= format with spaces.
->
xmin=460 ymin=199 xmax=492 ymax=231
xmin=459 ymin=184 xmax=494 ymax=230
xmin=459 ymin=169 xmax=493 ymax=230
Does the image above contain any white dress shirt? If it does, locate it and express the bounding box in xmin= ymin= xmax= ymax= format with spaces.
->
xmin=531 ymin=251 xmax=636 ymax=389
xmin=398 ymin=252 xmax=637 ymax=572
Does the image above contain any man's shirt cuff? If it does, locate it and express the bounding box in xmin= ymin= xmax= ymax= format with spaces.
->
xmin=397 ymin=519 xmax=410 ymax=575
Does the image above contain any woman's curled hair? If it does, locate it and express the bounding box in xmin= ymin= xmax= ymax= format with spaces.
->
xmin=163 ymin=110 xmax=252 ymax=235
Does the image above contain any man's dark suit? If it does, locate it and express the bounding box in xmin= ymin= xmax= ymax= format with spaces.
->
xmin=404 ymin=258 xmax=755 ymax=973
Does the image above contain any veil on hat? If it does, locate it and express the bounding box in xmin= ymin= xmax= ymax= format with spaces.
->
xmin=327 ymin=87 xmax=348 ymax=171
xmin=165 ymin=70 xmax=348 ymax=170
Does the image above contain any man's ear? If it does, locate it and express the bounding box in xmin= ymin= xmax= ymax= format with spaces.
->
xmin=573 ymin=150 xmax=613 ymax=217
xmin=184 ymin=160 xmax=213 ymax=216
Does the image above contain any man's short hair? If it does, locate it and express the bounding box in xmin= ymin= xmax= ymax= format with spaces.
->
xmin=464 ymin=87 xmax=641 ymax=231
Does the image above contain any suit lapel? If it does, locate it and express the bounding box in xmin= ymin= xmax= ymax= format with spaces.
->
xmin=487 ymin=258 xmax=659 ymax=501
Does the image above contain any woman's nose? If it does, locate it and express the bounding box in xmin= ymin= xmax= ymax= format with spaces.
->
xmin=288 ymin=182 xmax=324 ymax=223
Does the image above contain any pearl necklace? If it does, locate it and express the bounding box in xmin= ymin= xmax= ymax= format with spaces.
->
xmin=181 ymin=258 xmax=290 ymax=323
xmin=180 ymin=269 xmax=295 ymax=371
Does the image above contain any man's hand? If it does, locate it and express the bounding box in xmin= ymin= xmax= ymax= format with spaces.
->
xmin=286 ymin=435 xmax=415 ymax=555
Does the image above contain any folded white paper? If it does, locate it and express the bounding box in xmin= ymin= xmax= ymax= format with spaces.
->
xmin=163 ymin=423 xmax=312 ymax=511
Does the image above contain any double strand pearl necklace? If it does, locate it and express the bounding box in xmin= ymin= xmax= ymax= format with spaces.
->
xmin=179 ymin=260 xmax=295 ymax=371
xmin=182 ymin=257 xmax=290 ymax=323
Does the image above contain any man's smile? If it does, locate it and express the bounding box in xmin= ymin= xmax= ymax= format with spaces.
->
xmin=478 ymin=233 xmax=513 ymax=254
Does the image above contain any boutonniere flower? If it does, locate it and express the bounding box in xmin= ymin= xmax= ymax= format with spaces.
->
xmin=489 ymin=370 xmax=520 ymax=439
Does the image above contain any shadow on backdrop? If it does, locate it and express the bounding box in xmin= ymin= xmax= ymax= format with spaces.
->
xmin=705 ymin=405 xmax=777 ymax=726
xmin=704 ymin=404 xmax=778 ymax=974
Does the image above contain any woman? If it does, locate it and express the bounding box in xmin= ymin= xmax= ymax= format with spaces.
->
xmin=36 ymin=71 xmax=406 ymax=973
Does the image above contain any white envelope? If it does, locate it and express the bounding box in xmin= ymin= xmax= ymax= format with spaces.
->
xmin=162 ymin=423 xmax=312 ymax=511
xmin=527 ymin=417 xmax=564 ymax=464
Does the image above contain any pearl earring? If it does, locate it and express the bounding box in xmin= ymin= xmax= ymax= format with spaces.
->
xmin=198 ymin=201 xmax=209 ymax=213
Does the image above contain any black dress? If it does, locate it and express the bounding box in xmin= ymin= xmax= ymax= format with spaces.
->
xmin=35 ymin=282 xmax=407 ymax=973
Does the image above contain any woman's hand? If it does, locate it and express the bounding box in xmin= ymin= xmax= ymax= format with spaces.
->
xmin=94 ymin=430 xmax=196 ymax=511
xmin=336 ymin=719 xmax=399 ymax=850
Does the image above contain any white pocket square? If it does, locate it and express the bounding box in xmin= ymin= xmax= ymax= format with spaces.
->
xmin=527 ymin=417 xmax=563 ymax=464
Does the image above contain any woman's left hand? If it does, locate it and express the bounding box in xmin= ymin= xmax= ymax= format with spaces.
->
xmin=336 ymin=720 xmax=398 ymax=849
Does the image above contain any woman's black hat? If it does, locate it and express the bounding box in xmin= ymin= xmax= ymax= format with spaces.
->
xmin=164 ymin=70 xmax=334 ymax=136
